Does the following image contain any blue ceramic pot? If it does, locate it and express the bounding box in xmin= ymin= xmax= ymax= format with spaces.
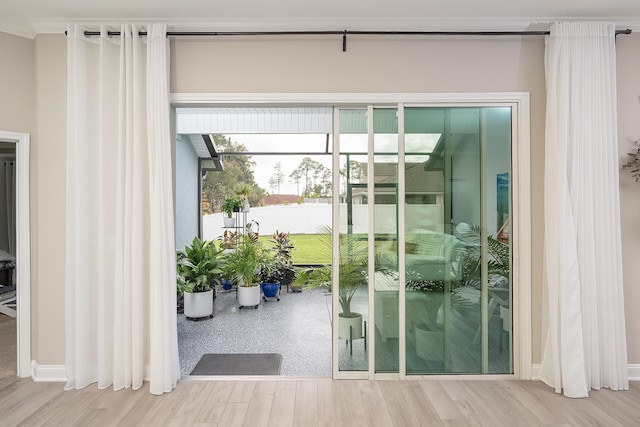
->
xmin=221 ymin=278 xmax=233 ymax=290
xmin=261 ymin=282 xmax=280 ymax=298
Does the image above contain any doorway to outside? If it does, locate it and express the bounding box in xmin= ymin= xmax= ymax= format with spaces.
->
xmin=177 ymin=131 xmax=335 ymax=377
xmin=173 ymin=99 xmax=527 ymax=379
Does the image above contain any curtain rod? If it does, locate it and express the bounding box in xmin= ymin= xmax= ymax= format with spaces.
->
xmin=70 ymin=28 xmax=633 ymax=52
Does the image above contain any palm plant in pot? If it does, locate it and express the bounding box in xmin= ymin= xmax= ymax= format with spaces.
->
xmin=223 ymin=235 xmax=276 ymax=309
xmin=177 ymin=236 xmax=223 ymax=319
xmin=300 ymin=226 xmax=367 ymax=340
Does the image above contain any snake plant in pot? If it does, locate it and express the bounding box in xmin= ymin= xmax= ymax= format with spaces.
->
xmin=177 ymin=236 xmax=224 ymax=319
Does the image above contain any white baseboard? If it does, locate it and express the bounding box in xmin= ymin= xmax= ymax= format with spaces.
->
xmin=531 ymin=364 xmax=541 ymax=380
xmin=628 ymin=364 xmax=640 ymax=381
xmin=30 ymin=361 xmax=67 ymax=382
xmin=531 ymin=364 xmax=640 ymax=382
xmin=25 ymin=361 xmax=639 ymax=383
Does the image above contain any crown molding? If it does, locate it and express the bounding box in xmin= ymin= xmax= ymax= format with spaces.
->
xmin=30 ymin=17 xmax=551 ymax=34
xmin=5 ymin=16 xmax=640 ymax=37
xmin=0 ymin=19 xmax=35 ymax=39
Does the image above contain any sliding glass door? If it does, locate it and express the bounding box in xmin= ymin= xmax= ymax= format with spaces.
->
xmin=334 ymin=104 xmax=512 ymax=378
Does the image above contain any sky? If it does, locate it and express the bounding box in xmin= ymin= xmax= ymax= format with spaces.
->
xmin=224 ymin=133 xmax=438 ymax=195
xmin=227 ymin=134 xmax=332 ymax=195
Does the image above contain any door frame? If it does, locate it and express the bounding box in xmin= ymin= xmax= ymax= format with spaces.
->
xmin=171 ymin=93 xmax=531 ymax=380
xmin=0 ymin=130 xmax=31 ymax=377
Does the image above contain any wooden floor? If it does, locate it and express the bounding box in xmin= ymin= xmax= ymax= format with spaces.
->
xmin=1 ymin=317 xmax=639 ymax=426
xmin=1 ymin=375 xmax=640 ymax=426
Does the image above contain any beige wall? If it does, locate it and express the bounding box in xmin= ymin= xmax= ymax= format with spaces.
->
xmin=33 ymin=34 xmax=67 ymax=364
xmin=0 ymin=32 xmax=40 ymax=360
xmin=22 ymin=31 xmax=640 ymax=368
xmin=0 ymin=32 xmax=34 ymax=133
xmin=616 ymin=34 xmax=640 ymax=364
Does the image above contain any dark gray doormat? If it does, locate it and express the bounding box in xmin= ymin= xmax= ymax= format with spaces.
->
xmin=190 ymin=353 xmax=282 ymax=376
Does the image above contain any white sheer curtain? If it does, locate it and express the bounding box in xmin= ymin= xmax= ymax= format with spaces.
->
xmin=541 ymin=22 xmax=628 ymax=398
xmin=66 ymin=23 xmax=179 ymax=395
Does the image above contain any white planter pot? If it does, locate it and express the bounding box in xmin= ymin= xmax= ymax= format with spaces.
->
xmin=242 ymin=202 xmax=250 ymax=212
xmin=338 ymin=313 xmax=363 ymax=340
xmin=238 ymin=284 xmax=261 ymax=308
xmin=223 ymin=216 xmax=235 ymax=227
xmin=183 ymin=289 xmax=214 ymax=319
xmin=415 ymin=325 xmax=444 ymax=362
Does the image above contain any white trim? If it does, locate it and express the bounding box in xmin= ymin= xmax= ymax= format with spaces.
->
xmin=28 ymin=18 xmax=546 ymax=35
xmin=531 ymin=364 xmax=541 ymax=380
xmin=367 ymin=105 xmax=375 ymax=379
xmin=171 ymin=93 xmax=532 ymax=380
xmin=532 ymin=364 xmax=640 ymax=382
xmin=513 ymin=94 xmax=532 ymax=380
xmin=331 ymin=108 xmax=340 ymax=379
xmin=24 ymin=18 xmax=640 ymax=37
xmin=172 ymin=92 xmax=532 ymax=106
xmin=0 ymin=131 xmax=31 ymax=378
xmin=182 ymin=375 xmax=331 ymax=382
xmin=0 ymin=19 xmax=35 ymax=39
xmin=627 ymin=364 xmax=640 ymax=381
xmin=629 ymin=365 xmax=640 ymax=381
xmin=397 ymin=104 xmax=406 ymax=380
xmin=30 ymin=361 xmax=67 ymax=382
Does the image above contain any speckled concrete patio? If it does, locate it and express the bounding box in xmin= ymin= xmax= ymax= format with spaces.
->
xmin=177 ymin=287 xmax=333 ymax=377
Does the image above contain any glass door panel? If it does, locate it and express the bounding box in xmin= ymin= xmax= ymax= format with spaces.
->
xmin=372 ymin=108 xmax=399 ymax=373
xmin=404 ymin=107 xmax=512 ymax=375
xmin=337 ymin=109 xmax=369 ymax=372
xmin=334 ymin=105 xmax=512 ymax=378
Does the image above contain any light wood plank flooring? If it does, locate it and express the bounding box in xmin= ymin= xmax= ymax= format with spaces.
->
xmin=1 ymin=376 xmax=639 ymax=426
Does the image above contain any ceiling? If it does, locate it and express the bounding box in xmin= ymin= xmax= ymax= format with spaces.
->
xmin=2 ymin=0 xmax=640 ymax=39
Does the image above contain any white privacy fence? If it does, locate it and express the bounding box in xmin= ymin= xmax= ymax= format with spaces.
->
xmin=202 ymin=203 xmax=444 ymax=240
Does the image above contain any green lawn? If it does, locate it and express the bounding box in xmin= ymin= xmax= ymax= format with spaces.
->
xmin=258 ymin=234 xmax=331 ymax=264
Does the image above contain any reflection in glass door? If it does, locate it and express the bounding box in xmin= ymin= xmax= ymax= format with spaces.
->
xmin=371 ymin=108 xmax=400 ymax=374
xmin=404 ymin=107 xmax=512 ymax=375
xmin=334 ymin=105 xmax=512 ymax=377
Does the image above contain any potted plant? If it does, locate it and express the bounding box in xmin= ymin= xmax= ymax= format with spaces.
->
xmin=233 ymin=182 xmax=252 ymax=212
xmin=300 ymin=226 xmax=367 ymax=340
xmin=405 ymin=277 xmax=448 ymax=362
xmin=221 ymin=195 xmax=243 ymax=227
xmin=259 ymin=262 xmax=282 ymax=301
xmin=217 ymin=230 xmax=238 ymax=253
xmin=177 ymin=236 xmax=223 ymax=319
xmin=223 ymin=235 xmax=276 ymax=309
xmin=270 ymin=230 xmax=297 ymax=291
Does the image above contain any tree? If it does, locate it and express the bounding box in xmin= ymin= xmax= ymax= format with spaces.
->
xmin=201 ymin=135 xmax=266 ymax=214
xmin=269 ymin=162 xmax=285 ymax=194
xmin=340 ymin=160 xmax=362 ymax=193
xmin=290 ymin=157 xmax=331 ymax=197
xmin=289 ymin=169 xmax=303 ymax=196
